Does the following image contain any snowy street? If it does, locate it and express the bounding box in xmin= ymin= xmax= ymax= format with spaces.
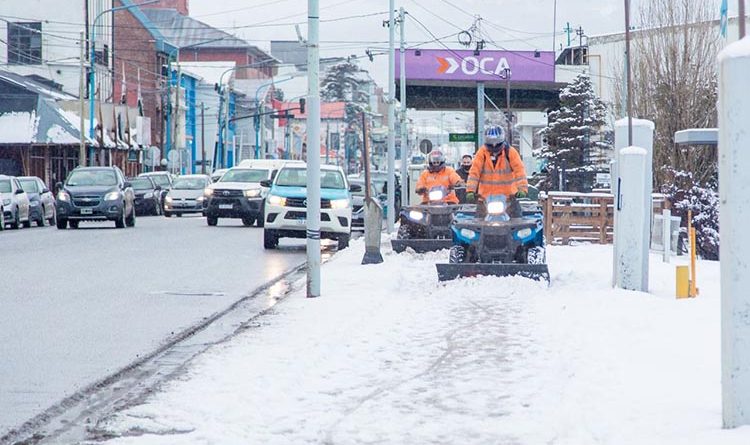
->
xmin=91 ymin=241 xmax=750 ymax=445
xmin=0 ymin=216 xmax=306 ymax=437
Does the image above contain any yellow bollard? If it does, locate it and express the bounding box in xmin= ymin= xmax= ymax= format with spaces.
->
xmin=676 ymin=265 xmax=690 ymax=299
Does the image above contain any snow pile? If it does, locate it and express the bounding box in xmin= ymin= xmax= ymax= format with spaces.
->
xmin=0 ymin=111 xmax=38 ymax=144
xmin=46 ymin=124 xmax=79 ymax=145
xmin=96 ymin=242 xmax=749 ymax=445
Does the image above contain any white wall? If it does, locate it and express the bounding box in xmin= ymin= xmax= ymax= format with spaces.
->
xmin=0 ymin=0 xmax=113 ymax=98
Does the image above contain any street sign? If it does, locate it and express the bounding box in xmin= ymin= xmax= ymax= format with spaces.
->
xmin=419 ymin=139 xmax=433 ymax=154
xmin=449 ymin=133 xmax=477 ymax=143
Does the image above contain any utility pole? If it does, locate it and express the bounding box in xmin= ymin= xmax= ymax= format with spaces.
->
xmin=624 ymin=0 xmax=633 ymax=146
xmin=505 ymin=68 xmax=512 ymax=145
xmin=399 ymin=7 xmax=408 ymax=200
xmin=552 ymin=0 xmax=558 ymax=54
xmin=741 ymin=0 xmax=747 ymax=39
xmin=201 ymin=102 xmax=206 ymax=174
xmin=576 ymin=26 xmax=585 ymax=48
xmin=174 ymin=63 xmax=181 ymax=174
xmin=564 ymin=22 xmax=573 ymax=47
xmin=306 ymin=0 xmax=322 ymax=298
xmin=386 ymin=0 xmax=396 ymax=233
xmin=79 ymin=30 xmax=86 ymax=167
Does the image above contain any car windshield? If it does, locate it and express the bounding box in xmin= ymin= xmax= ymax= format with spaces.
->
xmin=276 ymin=169 xmax=346 ymax=189
xmin=219 ymin=169 xmax=268 ymax=183
xmin=19 ymin=179 xmax=39 ymax=193
xmin=173 ymin=177 xmax=207 ymax=190
xmin=147 ymin=175 xmax=170 ymax=187
xmin=67 ymin=170 xmax=117 ymax=186
xmin=0 ymin=179 xmax=11 ymax=193
xmin=130 ymin=178 xmax=153 ymax=190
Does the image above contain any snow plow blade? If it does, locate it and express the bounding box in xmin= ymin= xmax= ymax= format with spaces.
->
xmin=436 ymin=263 xmax=550 ymax=283
xmin=391 ymin=239 xmax=453 ymax=253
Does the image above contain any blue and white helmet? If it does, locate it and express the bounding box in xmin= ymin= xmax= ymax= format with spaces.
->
xmin=484 ymin=125 xmax=506 ymax=147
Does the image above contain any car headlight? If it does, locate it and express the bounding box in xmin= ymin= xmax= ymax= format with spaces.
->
xmin=408 ymin=210 xmax=424 ymax=221
xmin=3 ymin=198 xmax=12 ymax=205
xmin=487 ymin=201 xmax=506 ymax=215
xmin=330 ymin=198 xmax=350 ymax=209
xmin=204 ymin=188 xmax=214 ymax=197
xmin=197 ymin=196 xmax=205 ymax=202
xmin=244 ymin=189 xmax=261 ymax=198
xmin=165 ymin=196 xmax=173 ymax=203
xmin=460 ymin=228 xmax=477 ymax=239
xmin=516 ymin=228 xmax=533 ymax=239
xmin=268 ymin=195 xmax=286 ymax=206
xmin=428 ymin=190 xmax=445 ymax=201
xmin=104 ymin=191 xmax=122 ymax=201
xmin=56 ymin=192 xmax=69 ymax=202
xmin=144 ymin=192 xmax=154 ymax=199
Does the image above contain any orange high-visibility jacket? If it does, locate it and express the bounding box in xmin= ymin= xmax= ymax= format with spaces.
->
xmin=416 ymin=167 xmax=463 ymax=204
xmin=466 ymin=145 xmax=528 ymax=198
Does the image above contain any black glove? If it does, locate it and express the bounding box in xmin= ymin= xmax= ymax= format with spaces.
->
xmin=465 ymin=191 xmax=476 ymax=203
xmin=515 ymin=190 xmax=528 ymax=199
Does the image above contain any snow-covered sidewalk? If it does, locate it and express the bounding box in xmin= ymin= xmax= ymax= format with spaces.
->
xmin=98 ymin=241 xmax=750 ymax=445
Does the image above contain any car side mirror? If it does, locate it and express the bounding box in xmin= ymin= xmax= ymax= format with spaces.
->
xmin=259 ymin=179 xmax=272 ymax=188
xmin=155 ymin=185 xmax=162 ymax=191
xmin=349 ymin=183 xmax=362 ymax=193
xmin=42 ymin=188 xmax=50 ymax=194
xmin=15 ymin=189 xmax=24 ymax=195
xmin=123 ymin=181 xmax=132 ymax=189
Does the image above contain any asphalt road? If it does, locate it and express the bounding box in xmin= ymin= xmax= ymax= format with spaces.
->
xmin=0 ymin=214 xmax=306 ymax=435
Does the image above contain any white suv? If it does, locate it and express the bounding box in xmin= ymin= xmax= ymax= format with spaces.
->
xmin=262 ymin=164 xmax=359 ymax=250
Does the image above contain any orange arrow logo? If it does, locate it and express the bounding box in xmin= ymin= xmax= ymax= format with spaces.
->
xmin=436 ymin=56 xmax=450 ymax=74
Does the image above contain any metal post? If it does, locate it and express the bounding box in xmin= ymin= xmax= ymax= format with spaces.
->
xmin=306 ymin=0 xmax=321 ymax=298
xmin=740 ymin=0 xmax=746 ymax=39
xmin=718 ymin=37 xmax=750 ymax=426
xmin=399 ymin=7 xmax=408 ymax=197
xmin=662 ymin=208 xmax=671 ymax=263
xmin=174 ymin=63 xmax=181 ymax=174
xmin=624 ymin=0 xmax=633 ymax=146
xmin=476 ymin=82 xmax=485 ymax=151
xmin=552 ymin=0 xmax=558 ymax=53
xmin=505 ymin=68 xmax=512 ymax=145
xmin=386 ymin=0 xmax=396 ymax=233
xmin=362 ymin=111 xmax=384 ymax=264
xmin=201 ymin=102 xmax=206 ymax=174
xmin=79 ymin=30 xmax=86 ymax=167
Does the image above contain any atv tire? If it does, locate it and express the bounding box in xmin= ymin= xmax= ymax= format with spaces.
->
xmin=449 ymin=245 xmax=466 ymax=264
xmin=397 ymin=224 xmax=411 ymax=240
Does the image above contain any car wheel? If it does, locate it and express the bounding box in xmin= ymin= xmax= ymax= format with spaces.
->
xmin=207 ymin=215 xmax=218 ymax=226
xmin=263 ymin=229 xmax=279 ymax=249
xmin=115 ymin=210 xmax=126 ymax=229
xmin=337 ymin=234 xmax=350 ymax=250
xmin=449 ymin=245 xmax=466 ymax=264
xmin=164 ymin=211 xmax=172 ymax=218
xmin=22 ymin=217 xmax=31 ymax=229
xmin=256 ymin=214 xmax=265 ymax=227
xmin=36 ymin=210 xmax=45 ymax=227
xmin=56 ymin=218 xmax=67 ymax=230
xmin=69 ymin=220 xmax=79 ymax=229
xmin=126 ymin=207 xmax=136 ymax=227
xmin=242 ymin=217 xmax=254 ymax=227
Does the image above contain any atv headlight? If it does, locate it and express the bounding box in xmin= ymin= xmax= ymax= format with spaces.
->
xmin=516 ymin=228 xmax=533 ymax=239
xmin=244 ymin=189 xmax=261 ymax=198
xmin=428 ymin=190 xmax=445 ymax=201
xmin=408 ymin=210 xmax=424 ymax=221
xmin=460 ymin=228 xmax=478 ymax=240
xmin=487 ymin=201 xmax=506 ymax=215
xmin=330 ymin=198 xmax=350 ymax=210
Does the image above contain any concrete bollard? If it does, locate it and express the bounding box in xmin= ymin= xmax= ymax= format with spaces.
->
xmin=614 ymin=146 xmax=649 ymax=292
xmin=718 ymin=36 xmax=750 ymax=429
xmin=361 ymin=197 xmax=384 ymax=265
xmin=612 ymin=118 xmax=654 ymax=287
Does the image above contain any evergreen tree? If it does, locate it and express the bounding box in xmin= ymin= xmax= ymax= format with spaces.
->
xmin=320 ymin=62 xmax=369 ymax=106
xmin=535 ymin=74 xmax=611 ymax=191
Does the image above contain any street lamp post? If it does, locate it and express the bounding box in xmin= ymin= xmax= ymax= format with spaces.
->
xmin=88 ymin=1 xmax=158 ymax=165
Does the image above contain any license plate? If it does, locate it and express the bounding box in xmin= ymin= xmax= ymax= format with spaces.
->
xmin=219 ymin=204 xmax=233 ymax=210
xmin=80 ymin=208 xmax=93 ymax=215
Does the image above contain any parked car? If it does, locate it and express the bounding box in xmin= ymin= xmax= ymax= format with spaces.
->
xmin=262 ymin=164 xmax=360 ymax=249
xmin=55 ymin=166 xmax=136 ymax=229
xmin=349 ymin=178 xmax=384 ymax=231
xmin=139 ymin=171 xmax=173 ymax=210
xmin=0 ymin=175 xmax=31 ymax=229
xmin=210 ymin=168 xmax=228 ymax=183
xmin=164 ymin=174 xmax=211 ymax=217
xmin=18 ymin=176 xmax=56 ymax=226
xmin=129 ymin=176 xmax=162 ymax=216
xmin=204 ymin=166 xmax=273 ymax=227
xmin=351 ymin=170 xmax=402 ymax=221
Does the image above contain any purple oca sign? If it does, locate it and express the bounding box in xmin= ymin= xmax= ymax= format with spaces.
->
xmin=396 ymin=49 xmax=555 ymax=83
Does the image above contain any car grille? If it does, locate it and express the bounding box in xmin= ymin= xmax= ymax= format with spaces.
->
xmin=285 ymin=211 xmax=331 ymax=222
xmin=286 ymin=197 xmax=332 ymax=209
xmin=213 ymin=189 xmax=244 ymax=198
xmin=73 ymin=196 xmax=101 ymax=207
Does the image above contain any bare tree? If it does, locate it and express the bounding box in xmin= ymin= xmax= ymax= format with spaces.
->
xmin=614 ymin=0 xmax=719 ymax=187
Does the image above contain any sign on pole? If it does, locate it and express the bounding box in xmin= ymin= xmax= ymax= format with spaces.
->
xmin=449 ymin=133 xmax=477 ymax=143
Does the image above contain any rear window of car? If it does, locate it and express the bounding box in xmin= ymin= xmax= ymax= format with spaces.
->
xmin=0 ymin=179 xmax=11 ymax=193
xmin=19 ymin=179 xmax=39 ymax=193
xmin=275 ymin=169 xmax=346 ymax=190
xmin=146 ymin=175 xmax=170 ymax=187
xmin=173 ymin=177 xmax=208 ymax=190
xmin=219 ymin=169 xmax=268 ymax=183
xmin=130 ymin=178 xmax=153 ymax=190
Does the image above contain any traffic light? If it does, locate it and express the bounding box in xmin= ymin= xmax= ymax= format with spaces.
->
xmin=299 ymin=98 xmax=306 ymax=114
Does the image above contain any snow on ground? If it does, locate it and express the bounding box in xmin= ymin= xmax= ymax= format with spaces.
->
xmin=97 ymin=241 xmax=750 ymax=445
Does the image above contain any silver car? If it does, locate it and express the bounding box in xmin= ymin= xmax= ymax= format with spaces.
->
xmin=19 ymin=176 xmax=56 ymax=227
xmin=0 ymin=175 xmax=31 ymax=229
xmin=164 ymin=174 xmax=212 ymax=217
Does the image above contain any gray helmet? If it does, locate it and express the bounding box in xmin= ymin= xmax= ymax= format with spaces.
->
xmin=427 ymin=150 xmax=446 ymax=173
xmin=484 ymin=125 xmax=506 ymax=151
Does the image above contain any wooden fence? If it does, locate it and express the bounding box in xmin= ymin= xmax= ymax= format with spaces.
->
xmin=541 ymin=192 xmax=669 ymax=245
